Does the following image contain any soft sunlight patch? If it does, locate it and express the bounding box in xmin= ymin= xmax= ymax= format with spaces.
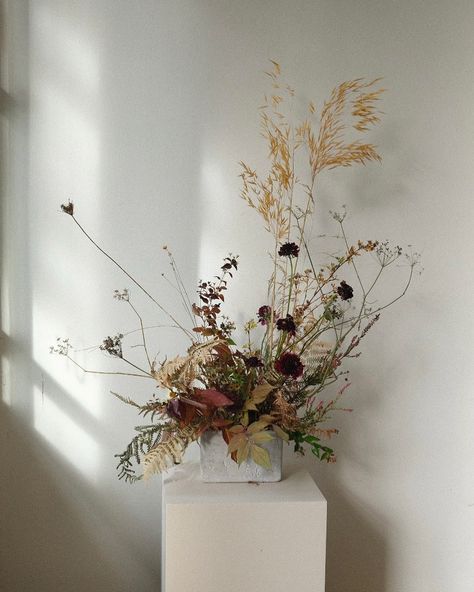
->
xmin=198 ymin=159 xmax=229 ymax=279
xmin=32 ymin=3 xmax=100 ymax=94
xmin=34 ymin=386 xmax=99 ymax=479
xmin=33 ymin=304 xmax=102 ymax=417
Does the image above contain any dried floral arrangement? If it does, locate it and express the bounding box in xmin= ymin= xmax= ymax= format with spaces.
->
xmin=52 ymin=63 xmax=419 ymax=483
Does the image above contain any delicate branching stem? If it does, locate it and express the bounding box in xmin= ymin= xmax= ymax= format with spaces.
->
xmin=126 ymin=300 xmax=152 ymax=369
xmin=339 ymin=221 xmax=365 ymax=297
xmin=74 ymin=324 xmax=186 ymax=353
xmin=65 ymin=354 xmax=153 ymax=379
xmin=69 ymin=215 xmax=194 ymax=339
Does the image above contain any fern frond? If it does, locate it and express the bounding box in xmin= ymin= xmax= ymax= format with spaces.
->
xmin=143 ymin=425 xmax=198 ymax=479
xmin=152 ymin=339 xmax=220 ymax=390
xmin=115 ymin=423 xmax=164 ymax=484
xmin=271 ymin=390 xmax=298 ymax=430
xmin=111 ymin=391 xmax=166 ymax=422
xmin=111 ymin=390 xmax=142 ymax=409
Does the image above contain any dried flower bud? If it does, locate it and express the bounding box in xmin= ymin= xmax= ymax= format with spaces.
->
xmin=337 ymin=281 xmax=353 ymax=301
xmin=100 ymin=334 xmax=123 ymax=358
xmin=61 ymin=201 xmax=74 ymax=216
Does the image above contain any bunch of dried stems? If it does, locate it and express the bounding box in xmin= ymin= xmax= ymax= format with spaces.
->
xmin=52 ymin=63 xmax=419 ymax=482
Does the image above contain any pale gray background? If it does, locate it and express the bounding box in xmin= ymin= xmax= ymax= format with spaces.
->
xmin=1 ymin=1 xmax=473 ymax=591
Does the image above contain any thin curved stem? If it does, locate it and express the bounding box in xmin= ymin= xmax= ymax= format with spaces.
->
xmin=70 ymin=215 xmax=194 ymax=340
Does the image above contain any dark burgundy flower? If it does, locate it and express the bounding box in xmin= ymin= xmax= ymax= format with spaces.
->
xmin=274 ymin=352 xmax=304 ymax=379
xmin=257 ymin=305 xmax=272 ymax=325
xmin=245 ymin=356 xmax=264 ymax=368
xmin=337 ymin=281 xmax=354 ymax=301
xmin=278 ymin=242 xmax=299 ymax=258
xmin=276 ymin=314 xmax=296 ymax=336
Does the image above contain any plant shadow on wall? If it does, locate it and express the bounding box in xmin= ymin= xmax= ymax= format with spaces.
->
xmin=50 ymin=62 xmax=419 ymax=591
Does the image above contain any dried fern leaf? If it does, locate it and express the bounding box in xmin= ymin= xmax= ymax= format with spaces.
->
xmin=152 ymin=339 xmax=220 ymax=390
xmin=143 ymin=425 xmax=198 ymax=479
xmin=110 ymin=391 xmax=142 ymax=409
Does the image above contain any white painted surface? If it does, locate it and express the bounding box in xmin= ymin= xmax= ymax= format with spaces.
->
xmin=163 ymin=464 xmax=326 ymax=592
xmin=1 ymin=1 xmax=473 ymax=591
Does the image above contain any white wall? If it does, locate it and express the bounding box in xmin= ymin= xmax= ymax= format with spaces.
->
xmin=2 ymin=1 xmax=473 ymax=591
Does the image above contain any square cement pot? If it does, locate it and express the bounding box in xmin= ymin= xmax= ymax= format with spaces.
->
xmin=199 ymin=430 xmax=282 ymax=482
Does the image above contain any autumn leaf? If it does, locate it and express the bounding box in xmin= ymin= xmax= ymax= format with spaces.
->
xmin=251 ymin=431 xmax=275 ymax=444
xmin=243 ymin=381 xmax=274 ymax=412
xmin=251 ymin=444 xmax=272 ymax=469
xmin=259 ymin=414 xmax=275 ymax=423
xmin=273 ymin=424 xmax=289 ymax=441
xmin=210 ymin=417 xmax=233 ymax=428
xmin=247 ymin=420 xmax=270 ymax=434
xmin=227 ymin=422 xmax=275 ymax=468
xmin=251 ymin=382 xmax=274 ymax=403
xmin=194 ymin=388 xmax=234 ymax=407
xmin=228 ymin=432 xmax=247 ymax=454
xmin=237 ymin=440 xmax=251 ymax=465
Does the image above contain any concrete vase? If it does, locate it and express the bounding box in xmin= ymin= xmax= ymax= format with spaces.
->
xmin=199 ymin=430 xmax=282 ymax=482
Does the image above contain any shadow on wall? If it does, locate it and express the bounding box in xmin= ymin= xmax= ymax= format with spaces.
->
xmin=0 ymin=400 xmax=158 ymax=592
xmin=324 ymin=480 xmax=387 ymax=592
xmin=285 ymin=451 xmax=387 ymax=592
xmin=0 ymin=2 xmax=158 ymax=590
xmin=2 ymin=1 xmax=209 ymax=591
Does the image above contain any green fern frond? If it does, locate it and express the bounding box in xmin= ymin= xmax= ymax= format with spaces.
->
xmin=115 ymin=423 xmax=164 ymax=484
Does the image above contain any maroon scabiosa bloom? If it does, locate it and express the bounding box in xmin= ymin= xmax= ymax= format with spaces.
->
xmin=276 ymin=314 xmax=297 ymax=336
xmin=337 ymin=280 xmax=354 ymax=301
xmin=257 ymin=305 xmax=272 ymax=325
xmin=245 ymin=356 xmax=264 ymax=368
xmin=278 ymin=242 xmax=300 ymax=258
xmin=274 ymin=352 xmax=304 ymax=379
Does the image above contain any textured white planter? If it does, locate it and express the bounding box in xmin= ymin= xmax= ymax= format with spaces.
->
xmin=199 ymin=430 xmax=282 ymax=482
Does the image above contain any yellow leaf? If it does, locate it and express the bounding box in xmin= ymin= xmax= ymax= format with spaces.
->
xmin=251 ymin=431 xmax=274 ymax=444
xmin=243 ymin=381 xmax=274 ymax=412
xmin=251 ymin=444 xmax=272 ymax=470
xmin=273 ymin=425 xmax=289 ymax=441
xmin=243 ymin=401 xmax=258 ymax=412
xmin=237 ymin=440 xmax=250 ymax=465
xmin=247 ymin=420 xmax=270 ymax=435
xmin=250 ymin=381 xmax=275 ymax=404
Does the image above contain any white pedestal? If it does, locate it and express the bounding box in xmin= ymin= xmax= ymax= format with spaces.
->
xmin=162 ymin=463 xmax=327 ymax=592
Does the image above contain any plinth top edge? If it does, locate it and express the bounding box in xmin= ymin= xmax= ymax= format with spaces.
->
xmin=163 ymin=463 xmax=327 ymax=505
